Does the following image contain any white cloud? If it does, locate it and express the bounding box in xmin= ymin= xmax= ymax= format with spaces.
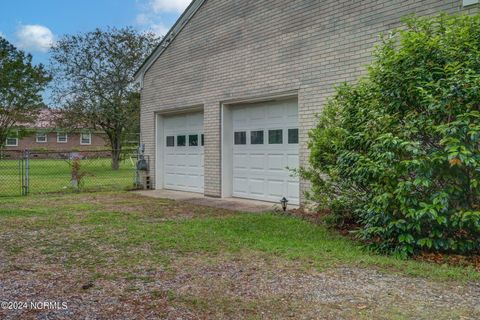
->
xmin=135 ymin=13 xmax=169 ymax=36
xmin=149 ymin=0 xmax=191 ymax=13
xmin=135 ymin=0 xmax=190 ymax=36
xmin=150 ymin=23 xmax=170 ymax=36
xmin=15 ymin=24 xmax=55 ymax=53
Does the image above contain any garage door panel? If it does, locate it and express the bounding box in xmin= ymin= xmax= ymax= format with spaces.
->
xmin=233 ymin=153 xmax=248 ymax=169
xmin=267 ymin=168 xmax=286 ymax=176
xmin=163 ymin=112 xmax=204 ymax=193
xmin=249 ymin=171 xmax=266 ymax=179
xmin=233 ymin=177 xmax=248 ymax=194
xmin=187 ymin=175 xmax=202 ymax=188
xmin=232 ymin=108 xmax=248 ymax=126
xmin=187 ymin=113 xmax=203 ymax=128
xmin=164 ymin=173 xmax=178 ymax=186
xmin=249 ymin=178 xmax=266 ymax=195
xmin=251 ymin=107 xmax=266 ymax=120
xmin=249 ymin=154 xmax=265 ymax=170
xmin=286 ymin=154 xmax=299 ymax=169
xmin=165 ymin=154 xmax=176 ymax=164
xmin=177 ymin=159 xmax=187 ymax=168
xmin=267 ymin=180 xmax=284 ymax=197
xmin=286 ymin=107 xmax=298 ymax=118
xmin=165 ymin=117 xmax=180 ymax=130
xmin=233 ymin=168 xmax=249 ymax=176
xmin=267 ymin=154 xmax=285 ymax=170
xmin=287 ymin=181 xmax=300 ymax=200
xmin=267 ymin=104 xmax=285 ymax=122
xmin=177 ymin=175 xmax=188 ymax=188
xmin=187 ymin=162 xmax=200 ymax=170
xmin=186 ymin=155 xmax=201 ymax=167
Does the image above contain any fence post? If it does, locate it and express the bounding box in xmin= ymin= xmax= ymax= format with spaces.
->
xmin=22 ymin=149 xmax=30 ymax=196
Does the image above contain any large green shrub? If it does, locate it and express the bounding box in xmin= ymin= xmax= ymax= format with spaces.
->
xmin=303 ymin=14 xmax=480 ymax=256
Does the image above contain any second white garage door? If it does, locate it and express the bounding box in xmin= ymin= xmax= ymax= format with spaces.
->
xmin=163 ymin=112 xmax=204 ymax=193
xmin=231 ymin=99 xmax=300 ymax=204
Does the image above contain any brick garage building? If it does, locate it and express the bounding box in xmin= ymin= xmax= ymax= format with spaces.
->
xmin=4 ymin=108 xmax=108 ymax=152
xmin=136 ymin=0 xmax=479 ymax=205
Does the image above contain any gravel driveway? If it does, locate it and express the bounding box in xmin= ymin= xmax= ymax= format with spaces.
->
xmin=1 ymin=253 xmax=479 ymax=319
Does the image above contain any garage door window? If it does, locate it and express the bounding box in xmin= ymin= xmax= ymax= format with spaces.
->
xmin=234 ymin=131 xmax=246 ymax=145
xmin=288 ymin=128 xmax=299 ymax=144
xmin=189 ymin=134 xmax=198 ymax=146
xmin=250 ymin=130 xmax=264 ymax=145
xmin=268 ymin=129 xmax=283 ymax=144
xmin=177 ymin=135 xmax=186 ymax=146
xmin=166 ymin=136 xmax=175 ymax=147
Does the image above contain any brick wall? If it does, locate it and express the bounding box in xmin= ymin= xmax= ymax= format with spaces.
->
xmin=140 ymin=0 xmax=478 ymax=201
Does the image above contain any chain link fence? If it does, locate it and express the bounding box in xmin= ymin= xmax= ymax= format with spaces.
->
xmin=0 ymin=150 xmax=23 ymax=197
xmin=0 ymin=149 xmax=147 ymax=197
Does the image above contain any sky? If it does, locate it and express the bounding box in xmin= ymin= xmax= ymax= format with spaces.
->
xmin=0 ymin=0 xmax=190 ymax=67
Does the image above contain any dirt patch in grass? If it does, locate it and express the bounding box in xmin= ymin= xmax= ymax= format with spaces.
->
xmin=0 ymin=192 xmax=236 ymax=222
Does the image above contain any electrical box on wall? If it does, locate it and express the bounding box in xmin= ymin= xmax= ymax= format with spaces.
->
xmin=463 ymin=0 xmax=479 ymax=6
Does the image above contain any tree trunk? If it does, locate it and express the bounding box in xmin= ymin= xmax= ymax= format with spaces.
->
xmin=111 ymin=136 xmax=122 ymax=170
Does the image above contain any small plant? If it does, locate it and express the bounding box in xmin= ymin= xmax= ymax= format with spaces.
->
xmin=70 ymin=156 xmax=89 ymax=191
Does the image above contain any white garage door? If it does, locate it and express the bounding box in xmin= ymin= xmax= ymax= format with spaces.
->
xmin=163 ymin=112 xmax=204 ymax=193
xmin=232 ymin=99 xmax=299 ymax=204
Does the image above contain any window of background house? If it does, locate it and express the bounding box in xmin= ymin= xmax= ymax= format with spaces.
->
xmin=57 ymin=132 xmax=68 ymax=143
xmin=5 ymin=137 xmax=18 ymax=147
xmin=234 ymin=131 xmax=246 ymax=145
xmin=36 ymin=132 xmax=47 ymax=143
xmin=177 ymin=135 xmax=186 ymax=147
xmin=166 ymin=136 xmax=175 ymax=147
xmin=288 ymin=128 xmax=299 ymax=144
xmin=250 ymin=130 xmax=264 ymax=145
xmin=268 ymin=129 xmax=283 ymax=144
xmin=201 ymin=134 xmax=204 ymax=146
xmin=80 ymin=133 xmax=92 ymax=145
xmin=189 ymin=134 xmax=198 ymax=146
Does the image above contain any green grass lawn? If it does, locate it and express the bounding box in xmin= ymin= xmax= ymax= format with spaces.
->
xmin=0 ymin=157 xmax=135 ymax=197
xmin=0 ymin=192 xmax=478 ymax=319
